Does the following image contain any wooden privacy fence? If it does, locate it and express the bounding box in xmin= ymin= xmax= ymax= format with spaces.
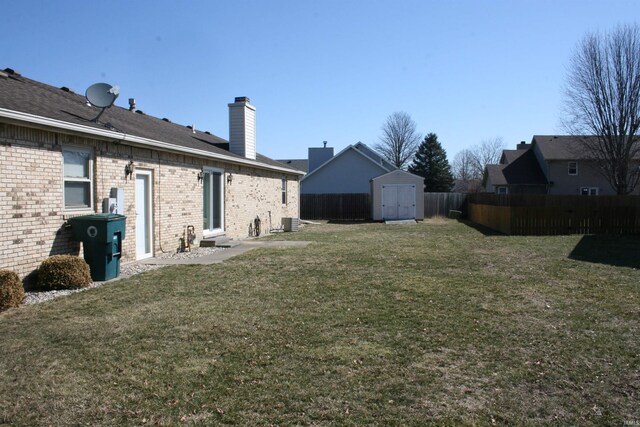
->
xmin=468 ymin=193 xmax=640 ymax=235
xmin=301 ymin=193 xmax=371 ymax=220
xmin=424 ymin=192 xmax=468 ymax=218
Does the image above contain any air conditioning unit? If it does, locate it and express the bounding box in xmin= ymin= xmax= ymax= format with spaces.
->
xmin=282 ymin=217 xmax=299 ymax=232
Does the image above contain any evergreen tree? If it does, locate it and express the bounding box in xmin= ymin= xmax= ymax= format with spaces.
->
xmin=408 ymin=133 xmax=454 ymax=192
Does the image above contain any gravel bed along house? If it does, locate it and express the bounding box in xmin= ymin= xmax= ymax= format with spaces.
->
xmin=23 ymin=247 xmax=225 ymax=305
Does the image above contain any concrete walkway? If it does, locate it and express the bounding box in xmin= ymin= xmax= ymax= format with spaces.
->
xmin=138 ymin=240 xmax=312 ymax=265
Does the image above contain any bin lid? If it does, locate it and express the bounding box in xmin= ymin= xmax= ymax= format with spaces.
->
xmin=68 ymin=213 xmax=126 ymax=222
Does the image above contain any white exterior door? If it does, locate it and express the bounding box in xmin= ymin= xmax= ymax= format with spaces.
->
xmin=382 ymin=184 xmax=416 ymax=220
xmin=382 ymin=185 xmax=399 ymax=220
xmin=397 ymin=184 xmax=416 ymax=219
xmin=135 ymin=171 xmax=153 ymax=259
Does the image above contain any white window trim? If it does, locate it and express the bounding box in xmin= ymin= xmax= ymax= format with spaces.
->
xmin=202 ymin=167 xmax=225 ymax=238
xmin=135 ymin=169 xmax=154 ymax=260
xmin=568 ymin=161 xmax=578 ymax=176
xmin=62 ymin=145 xmax=94 ymax=212
xmin=282 ymin=177 xmax=287 ymax=205
xmin=581 ymin=186 xmax=599 ymax=196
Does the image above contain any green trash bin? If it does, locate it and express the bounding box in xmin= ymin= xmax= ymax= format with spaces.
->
xmin=67 ymin=214 xmax=127 ymax=281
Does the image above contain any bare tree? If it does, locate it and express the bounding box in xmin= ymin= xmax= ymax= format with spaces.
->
xmin=564 ymin=24 xmax=640 ymax=195
xmin=451 ymin=148 xmax=482 ymax=193
xmin=469 ymin=137 xmax=504 ymax=178
xmin=452 ymin=149 xmax=476 ymax=180
xmin=374 ymin=112 xmax=421 ymax=169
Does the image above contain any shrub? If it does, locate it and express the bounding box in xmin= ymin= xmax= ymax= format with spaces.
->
xmin=37 ymin=255 xmax=92 ymax=291
xmin=0 ymin=269 xmax=25 ymax=311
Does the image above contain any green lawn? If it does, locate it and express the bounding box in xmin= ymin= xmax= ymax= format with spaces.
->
xmin=1 ymin=220 xmax=639 ymax=426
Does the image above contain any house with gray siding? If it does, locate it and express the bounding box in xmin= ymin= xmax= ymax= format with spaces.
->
xmin=483 ymin=135 xmax=640 ymax=195
xmin=296 ymin=141 xmax=424 ymax=220
xmin=301 ymin=142 xmax=395 ymax=194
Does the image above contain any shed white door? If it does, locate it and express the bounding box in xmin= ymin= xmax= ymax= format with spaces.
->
xmin=382 ymin=184 xmax=416 ymax=220
xmin=135 ymin=171 xmax=153 ymax=259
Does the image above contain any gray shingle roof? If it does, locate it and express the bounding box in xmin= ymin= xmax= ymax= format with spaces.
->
xmin=276 ymin=159 xmax=309 ymax=173
xmin=0 ymin=68 xmax=302 ymax=174
xmin=485 ymin=164 xmax=507 ymax=185
xmin=501 ymin=149 xmax=528 ymax=164
xmin=532 ymin=135 xmax=599 ymax=160
xmin=486 ymin=148 xmax=548 ymax=187
xmin=502 ymin=148 xmax=548 ymax=185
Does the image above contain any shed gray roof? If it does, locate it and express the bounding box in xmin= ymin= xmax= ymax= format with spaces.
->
xmin=0 ymin=68 xmax=302 ymax=174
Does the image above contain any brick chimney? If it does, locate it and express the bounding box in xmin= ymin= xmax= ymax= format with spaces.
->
xmin=228 ymin=97 xmax=256 ymax=160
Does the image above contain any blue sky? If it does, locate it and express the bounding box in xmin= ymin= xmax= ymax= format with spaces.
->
xmin=1 ymin=1 xmax=638 ymax=161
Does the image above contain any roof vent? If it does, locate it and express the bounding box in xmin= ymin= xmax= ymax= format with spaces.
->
xmin=205 ymin=131 xmax=211 ymax=135
xmin=60 ymin=86 xmax=74 ymax=93
xmin=135 ymin=110 xmax=144 ymax=115
xmin=128 ymin=98 xmax=136 ymax=112
xmin=3 ymin=68 xmax=20 ymax=76
xmin=162 ymin=118 xmax=171 ymax=122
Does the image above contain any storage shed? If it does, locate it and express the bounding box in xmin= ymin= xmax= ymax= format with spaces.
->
xmin=371 ymin=170 xmax=425 ymax=221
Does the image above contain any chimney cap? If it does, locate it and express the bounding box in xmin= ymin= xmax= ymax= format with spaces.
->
xmin=323 ymin=141 xmax=327 ymax=148
xmin=234 ymin=96 xmax=250 ymax=103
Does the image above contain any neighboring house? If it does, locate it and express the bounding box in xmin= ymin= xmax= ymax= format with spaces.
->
xmin=298 ymin=141 xmax=424 ymax=220
xmin=483 ymin=141 xmax=548 ymax=194
xmin=531 ymin=135 xmax=639 ymax=196
xmin=0 ymin=68 xmax=304 ymax=280
xmin=300 ymin=142 xmax=396 ymax=194
xmin=483 ymin=136 xmax=640 ymax=195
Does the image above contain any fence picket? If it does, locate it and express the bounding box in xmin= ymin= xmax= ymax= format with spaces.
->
xmin=468 ymin=194 xmax=640 ymax=235
xmin=301 ymin=193 xmax=371 ymax=220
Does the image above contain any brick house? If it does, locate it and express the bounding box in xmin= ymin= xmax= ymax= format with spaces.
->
xmin=0 ymin=68 xmax=304 ymax=281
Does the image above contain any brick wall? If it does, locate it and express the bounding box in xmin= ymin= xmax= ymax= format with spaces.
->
xmin=0 ymin=123 xmax=300 ymax=281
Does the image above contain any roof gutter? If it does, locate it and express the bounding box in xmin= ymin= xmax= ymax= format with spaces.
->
xmin=0 ymin=108 xmax=305 ymax=176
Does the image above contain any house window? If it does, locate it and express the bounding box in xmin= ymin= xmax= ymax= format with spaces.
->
xmin=568 ymin=161 xmax=578 ymax=175
xmin=63 ymin=146 xmax=93 ymax=210
xmin=281 ymin=177 xmax=287 ymax=205
xmin=497 ymin=186 xmax=508 ymax=194
xmin=581 ymin=187 xmax=599 ymax=196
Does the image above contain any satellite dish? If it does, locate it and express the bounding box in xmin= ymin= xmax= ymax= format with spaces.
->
xmin=85 ymin=83 xmax=120 ymax=122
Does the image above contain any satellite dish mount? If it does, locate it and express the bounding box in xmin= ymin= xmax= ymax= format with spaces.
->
xmin=85 ymin=83 xmax=120 ymax=123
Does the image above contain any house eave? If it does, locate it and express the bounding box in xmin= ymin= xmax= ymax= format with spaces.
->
xmin=0 ymin=107 xmax=304 ymax=176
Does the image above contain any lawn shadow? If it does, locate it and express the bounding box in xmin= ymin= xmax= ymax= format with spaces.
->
xmin=327 ymin=220 xmax=377 ymax=225
xmin=458 ymin=220 xmax=505 ymax=236
xmin=569 ymin=234 xmax=640 ymax=269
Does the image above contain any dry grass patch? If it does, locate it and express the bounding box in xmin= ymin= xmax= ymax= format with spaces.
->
xmin=1 ymin=220 xmax=639 ymax=425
